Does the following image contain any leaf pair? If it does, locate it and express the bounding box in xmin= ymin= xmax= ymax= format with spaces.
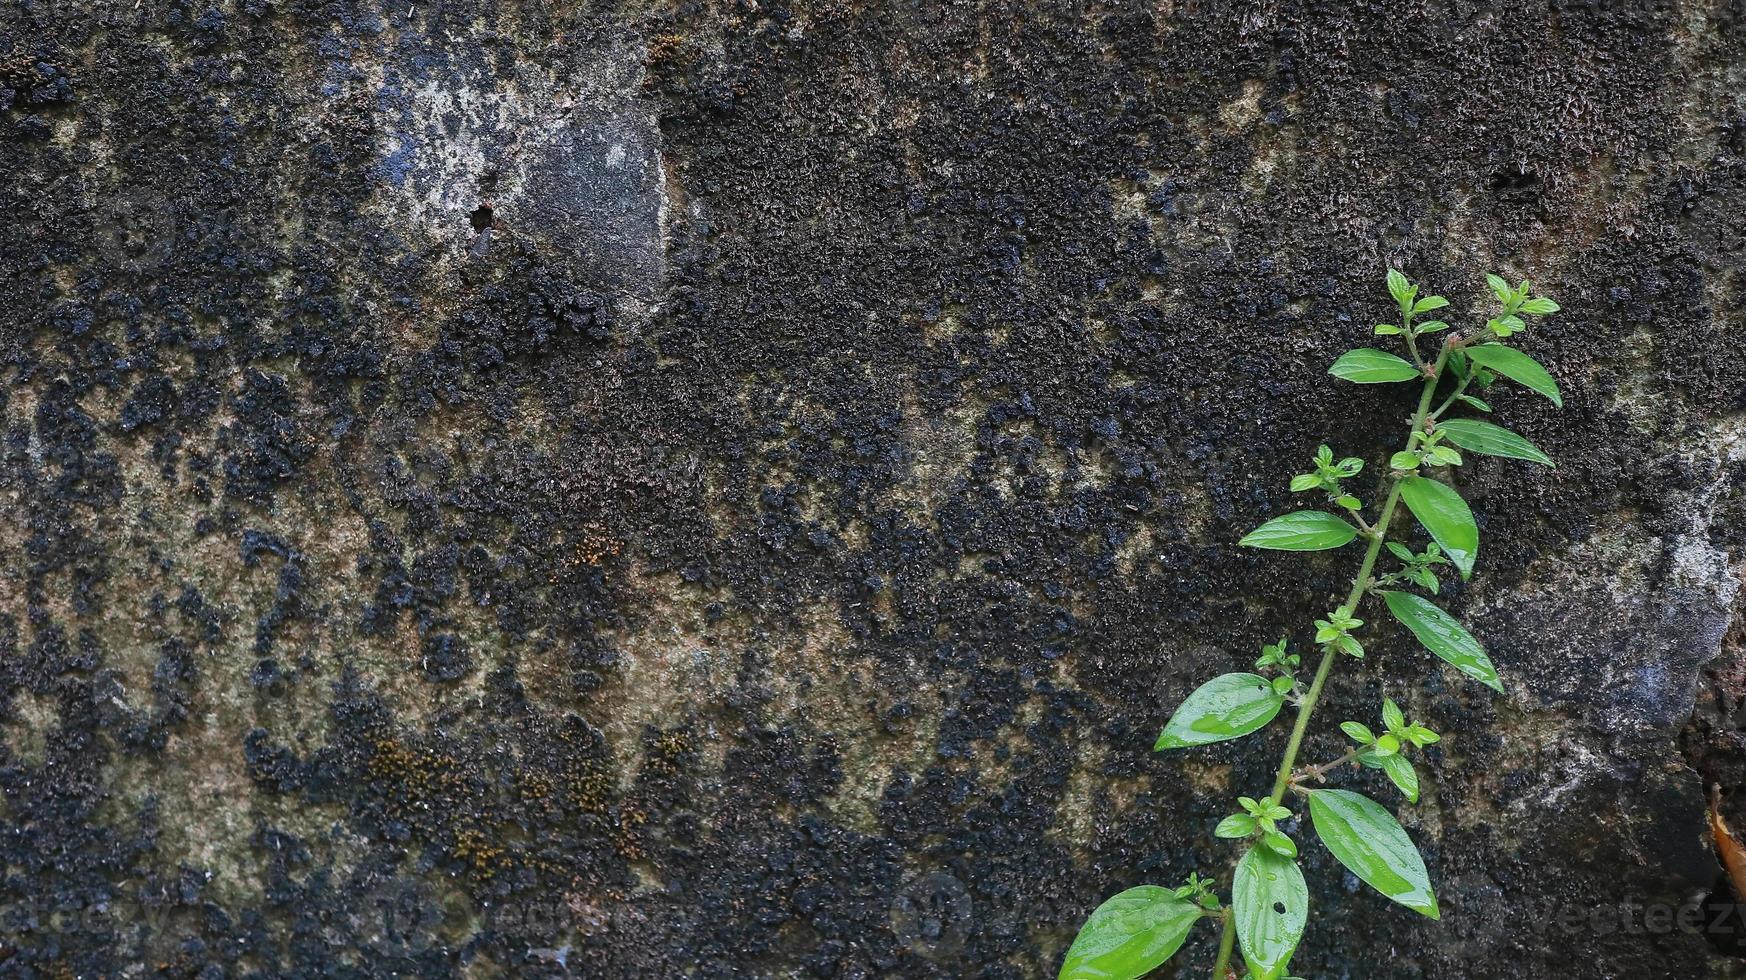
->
xmin=1245 ymin=462 xmax=1521 ymax=571
xmin=1245 ymin=431 xmax=1548 ymax=566
xmin=1150 ymin=637 xmax=1492 ymax=757
xmin=1232 ymin=789 xmax=1439 ymax=980
xmin=1238 ymin=481 xmax=1476 ymax=582
xmin=1332 ymin=345 xmax=1561 ymax=410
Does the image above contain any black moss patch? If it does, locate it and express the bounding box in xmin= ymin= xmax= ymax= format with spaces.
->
xmin=0 ymin=1 xmax=1741 ymax=977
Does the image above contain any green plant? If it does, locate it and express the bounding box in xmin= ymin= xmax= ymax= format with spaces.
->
xmin=1059 ymin=269 xmax=1561 ymax=979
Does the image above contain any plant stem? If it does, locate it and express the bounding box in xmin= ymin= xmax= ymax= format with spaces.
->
xmin=1428 ymin=373 xmax=1472 ymax=421
xmin=1267 ymin=351 xmax=1445 ymax=798
xmin=1211 ymin=908 xmax=1237 ymax=979
xmin=1206 ymin=341 xmax=1453 ymax=979
xmin=1400 ymin=312 xmax=1423 ymax=371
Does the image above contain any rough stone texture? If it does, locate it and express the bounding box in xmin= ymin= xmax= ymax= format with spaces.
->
xmin=2 ymin=1 xmax=1744 ymax=977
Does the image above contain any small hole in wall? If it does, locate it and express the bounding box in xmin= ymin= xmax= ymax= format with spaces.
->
xmin=1490 ymin=166 xmax=1542 ymax=206
xmin=469 ymin=202 xmax=495 ymax=233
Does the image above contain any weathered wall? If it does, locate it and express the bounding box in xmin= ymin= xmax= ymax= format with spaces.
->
xmin=2 ymin=1 xmax=1744 ymax=977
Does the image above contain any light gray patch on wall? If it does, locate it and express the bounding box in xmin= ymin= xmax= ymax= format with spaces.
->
xmin=1505 ymin=530 xmax=1736 ymax=730
xmin=370 ymin=32 xmax=666 ymax=317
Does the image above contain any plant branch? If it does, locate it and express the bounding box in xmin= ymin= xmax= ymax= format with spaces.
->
xmin=1293 ymin=747 xmax=1362 ymax=787
xmin=1206 ymin=341 xmax=1452 ymax=979
xmin=1345 ymin=507 xmax=1375 ymax=536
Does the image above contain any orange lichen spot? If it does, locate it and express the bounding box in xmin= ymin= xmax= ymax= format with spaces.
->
xmin=452 ymin=826 xmax=508 ymax=880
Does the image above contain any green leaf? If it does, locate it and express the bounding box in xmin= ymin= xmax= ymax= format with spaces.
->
xmin=1262 ymin=831 xmax=1298 ymax=859
xmin=1386 ymin=268 xmax=1414 ymax=308
xmin=1381 ymin=699 xmax=1405 ymax=731
xmin=1485 ymin=273 xmax=1511 ymax=304
xmin=1329 ymin=348 xmax=1420 ymax=384
xmin=1379 ymin=753 xmax=1420 ymax=803
xmin=1216 ymin=814 xmax=1258 ymax=838
xmin=1306 ymin=789 xmax=1439 ymax=919
xmin=1411 ymin=568 xmax=1440 ymax=594
xmin=1373 ymin=324 xmax=1401 ymax=336
xmin=1233 ymin=847 xmax=1308 ymax=980
xmin=1155 ymin=673 xmax=1286 ymax=750
xmin=1412 ymin=295 xmax=1448 ymax=313
xmin=1389 ymin=451 xmax=1422 ymax=471
xmin=1398 ymin=477 xmax=1477 ymax=579
xmin=1415 ymin=319 xmax=1450 ymax=334
xmin=1463 ymin=345 xmax=1563 ymax=408
xmin=1341 ymin=721 xmax=1375 ymax=744
xmin=1239 ymin=512 xmax=1358 ymax=551
xmin=1434 ymin=419 xmax=1554 ymax=467
xmin=1455 ymin=394 xmax=1491 ymax=412
xmin=1381 ymin=591 xmax=1503 ymax=693
xmin=1059 ymin=886 xmax=1203 ymax=980
xmin=1520 ymin=297 xmax=1560 ymax=315
xmin=1426 ymin=445 xmax=1463 ymax=467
